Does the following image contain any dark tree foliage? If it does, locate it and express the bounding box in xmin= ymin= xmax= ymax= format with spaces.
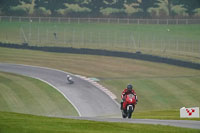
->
xmin=78 ymin=0 xmax=117 ymax=17
xmin=126 ymin=0 xmax=138 ymax=5
xmin=138 ymin=0 xmax=160 ymax=18
xmin=166 ymin=0 xmax=180 ymax=18
xmin=158 ymin=0 xmax=200 ymax=18
xmin=106 ymin=0 xmax=127 ymax=17
xmin=178 ymin=0 xmax=200 ymax=17
xmin=34 ymin=0 xmax=74 ymax=16
xmin=110 ymin=0 xmax=125 ymax=9
xmin=0 ymin=0 xmax=20 ymax=14
xmin=0 ymin=0 xmax=31 ymax=15
xmin=79 ymin=0 xmax=104 ymax=17
xmin=167 ymin=0 xmax=173 ymax=17
xmin=126 ymin=0 xmax=160 ymax=18
xmin=1 ymin=0 xmax=200 ymax=17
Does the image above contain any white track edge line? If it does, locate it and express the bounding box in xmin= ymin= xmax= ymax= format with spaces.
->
xmin=33 ymin=77 xmax=82 ymax=117
xmin=3 ymin=63 xmax=120 ymax=108
xmin=0 ymin=63 xmax=82 ymax=117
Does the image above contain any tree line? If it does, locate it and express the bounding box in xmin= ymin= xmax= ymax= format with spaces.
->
xmin=0 ymin=0 xmax=200 ymax=18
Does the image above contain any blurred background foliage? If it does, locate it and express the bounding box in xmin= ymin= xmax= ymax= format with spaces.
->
xmin=0 ymin=0 xmax=200 ymax=18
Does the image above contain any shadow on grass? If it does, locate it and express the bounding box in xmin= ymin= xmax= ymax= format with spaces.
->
xmin=0 ymin=42 xmax=200 ymax=70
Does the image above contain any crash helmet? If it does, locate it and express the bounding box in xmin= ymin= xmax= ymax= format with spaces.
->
xmin=127 ymin=84 xmax=133 ymax=92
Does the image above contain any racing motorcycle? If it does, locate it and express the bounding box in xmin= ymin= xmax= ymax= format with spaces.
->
xmin=122 ymin=94 xmax=137 ymax=118
xmin=67 ymin=75 xmax=74 ymax=84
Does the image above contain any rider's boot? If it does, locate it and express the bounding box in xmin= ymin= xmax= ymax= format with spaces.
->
xmin=120 ymin=102 xmax=123 ymax=110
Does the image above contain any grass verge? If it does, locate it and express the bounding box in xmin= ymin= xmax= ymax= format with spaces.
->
xmin=0 ymin=111 xmax=199 ymax=133
xmin=0 ymin=71 xmax=78 ymax=116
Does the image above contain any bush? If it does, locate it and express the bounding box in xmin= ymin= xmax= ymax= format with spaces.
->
xmin=34 ymin=7 xmax=51 ymax=16
xmin=8 ymin=6 xmax=29 ymax=16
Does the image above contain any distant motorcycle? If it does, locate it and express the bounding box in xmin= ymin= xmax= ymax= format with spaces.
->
xmin=122 ymin=94 xmax=137 ymax=118
xmin=67 ymin=75 xmax=74 ymax=84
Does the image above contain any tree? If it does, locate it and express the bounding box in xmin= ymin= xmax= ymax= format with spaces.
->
xmin=110 ymin=0 xmax=125 ymax=9
xmin=138 ymin=0 xmax=160 ymax=18
xmin=126 ymin=0 xmax=160 ymax=18
xmin=166 ymin=0 xmax=173 ymax=17
xmin=179 ymin=0 xmax=200 ymax=17
xmin=79 ymin=0 xmax=104 ymax=16
xmin=162 ymin=0 xmax=180 ymax=18
xmin=78 ymin=0 xmax=118 ymax=17
xmin=0 ymin=0 xmax=31 ymax=15
xmin=0 ymin=0 xmax=20 ymax=15
xmin=34 ymin=0 xmax=74 ymax=16
xmin=104 ymin=0 xmax=127 ymax=17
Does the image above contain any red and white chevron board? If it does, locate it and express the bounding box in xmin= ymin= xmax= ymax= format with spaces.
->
xmin=75 ymin=75 xmax=117 ymax=99
xmin=180 ymin=107 xmax=199 ymax=118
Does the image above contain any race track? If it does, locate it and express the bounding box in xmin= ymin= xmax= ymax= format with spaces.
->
xmin=0 ymin=63 xmax=120 ymax=117
xmin=0 ymin=63 xmax=200 ymax=129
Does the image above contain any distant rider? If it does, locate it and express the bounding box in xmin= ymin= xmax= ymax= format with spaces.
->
xmin=120 ymin=84 xmax=137 ymax=110
xmin=67 ymin=74 xmax=73 ymax=84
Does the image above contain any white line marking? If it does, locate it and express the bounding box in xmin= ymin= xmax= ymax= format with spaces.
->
xmin=1 ymin=63 xmax=119 ymax=112
xmin=1 ymin=63 xmax=81 ymax=116
xmin=29 ymin=77 xmax=82 ymax=117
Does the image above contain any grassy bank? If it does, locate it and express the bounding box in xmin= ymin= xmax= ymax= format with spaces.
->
xmin=0 ymin=111 xmax=199 ymax=133
xmin=0 ymin=47 xmax=200 ymax=117
xmin=0 ymin=71 xmax=78 ymax=116
xmin=0 ymin=21 xmax=200 ymax=63
xmin=102 ymin=76 xmax=200 ymax=111
xmin=1 ymin=21 xmax=199 ymax=44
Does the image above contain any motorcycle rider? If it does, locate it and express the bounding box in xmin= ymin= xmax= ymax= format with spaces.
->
xmin=67 ymin=74 xmax=73 ymax=84
xmin=120 ymin=84 xmax=137 ymax=110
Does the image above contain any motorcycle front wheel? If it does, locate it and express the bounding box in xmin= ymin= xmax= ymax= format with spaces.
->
xmin=127 ymin=111 xmax=132 ymax=118
xmin=127 ymin=106 xmax=133 ymax=119
xmin=122 ymin=110 xmax=127 ymax=118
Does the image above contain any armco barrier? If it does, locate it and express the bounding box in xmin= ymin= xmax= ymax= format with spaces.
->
xmin=0 ymin=42 xmax=200 ymax=70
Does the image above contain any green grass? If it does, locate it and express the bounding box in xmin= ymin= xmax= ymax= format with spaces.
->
xmin=0 ymin=111 xmax=199 ymax=133
xmin=102 ymin=76 xmax=200 ymax=112
xmin=0 ymin=21 xmax=200 ymax=63
xmin=133 ymin=110 xmax=200 ymax=120
xmin=0 ymin=71 xmax=78 ymax=116
xmin=0 ymin=47 xmax=200 ymax=120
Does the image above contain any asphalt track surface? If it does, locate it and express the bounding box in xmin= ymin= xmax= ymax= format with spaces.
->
xmin=0 ymin=63 xmax=200 ymax=129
